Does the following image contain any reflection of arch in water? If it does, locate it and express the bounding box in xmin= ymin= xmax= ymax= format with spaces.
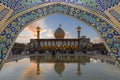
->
xmin=0 ymin=2 xmax=120 ymax=66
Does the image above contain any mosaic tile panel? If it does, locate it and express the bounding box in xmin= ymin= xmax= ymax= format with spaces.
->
xmin=0 ymin=8 xmax=9 ymax=21
xmin=96 ymin=0 xmax=120 ymax=11
xmin=0 ymin=0 xmax=22 ymax=10
xmin=0 ymin=3 xmax=120 ymax=64
xmin=109 ymin=9 xmax=120 ymax=22
xmin=0 ymin=0 xmax=120 ymax=16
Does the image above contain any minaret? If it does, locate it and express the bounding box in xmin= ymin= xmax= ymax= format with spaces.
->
xmin=36 ymin=26 xmax=41 ymax=39
xmin=76 ymin=26 xmax=81 ymax=39
xmin=76 ymin=26 xmax=81 ymax=52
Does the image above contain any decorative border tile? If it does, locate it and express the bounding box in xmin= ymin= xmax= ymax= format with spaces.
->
xmin=0 ymin=0 xmax=119 ymax=16
xmin=109 ymin=9 xmax=120 ymax=22
xmin=0 ymin=8 xmax=9 ymax=21
xmin=0 ymin=3 xmax=13 ymax=27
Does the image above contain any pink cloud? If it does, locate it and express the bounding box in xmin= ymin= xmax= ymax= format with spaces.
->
xmin=25 ymin=19 xmax=49 ymax=38
xmin=46 ymin=29 xmax=54 ymax=38
xmin=65 ymin=32 xmax=70 ymax=38
xmin=25 ymin=26 xmax=37 ymax=38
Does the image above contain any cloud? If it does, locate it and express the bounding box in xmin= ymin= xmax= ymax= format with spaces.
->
xmin=65 ymin=32 xmax=70 ymax=38
xmin=91 ymin=37 xmax=103 ymax=43
xmin=17 ymin=19 xmax=72 ymax=43
xmin=25 ymin=27 xmax=36 ymax=38
xmin=16 ymin=34 xmax=32 ymax=43
xmin=18 ymin=34 xmax=32 ymax=39
xmin=25 ymin=19 xmax=48 ymax=38
xmin=17 ymin=19 xmax=55 ymax=43
xmin=46 ymin=29 xmax=54 ymax=38
xmin=24 ymin=19 xmax=55 ymax=39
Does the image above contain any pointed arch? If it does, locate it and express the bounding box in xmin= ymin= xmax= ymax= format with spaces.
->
xmin=0 ymin=2 xmax=120 ymax=66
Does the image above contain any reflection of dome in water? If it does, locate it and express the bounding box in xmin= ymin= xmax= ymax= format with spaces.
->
xmin=54 ymin=63 xmax=65 ymax=75
xmin=54 ymin=27 xmax=65 ymax=39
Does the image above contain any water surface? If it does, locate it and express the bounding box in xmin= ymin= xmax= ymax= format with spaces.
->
xmin=0 ymin=55 xmax=120 ymax=80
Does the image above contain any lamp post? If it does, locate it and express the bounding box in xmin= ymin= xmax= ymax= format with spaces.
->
xmin=76 ymin=26 xmax=81 ymax=52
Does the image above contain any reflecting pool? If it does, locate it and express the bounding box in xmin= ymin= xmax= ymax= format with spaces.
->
xmin=0 ymin=55 xmax=120 ymax=80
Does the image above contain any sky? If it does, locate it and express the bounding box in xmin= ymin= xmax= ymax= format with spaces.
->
xmin=16 ymin=14 xmax=102 ymax=44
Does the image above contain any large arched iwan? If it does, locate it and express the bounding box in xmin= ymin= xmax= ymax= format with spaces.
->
xmin=0 ymin=2 xmax=120 ymax=65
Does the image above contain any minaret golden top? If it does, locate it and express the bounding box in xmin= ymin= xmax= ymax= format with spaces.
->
xmin=36 ymin=26 xmax=41 ymax=32
xmin=76 ymin=26 xmax=81 ymax=31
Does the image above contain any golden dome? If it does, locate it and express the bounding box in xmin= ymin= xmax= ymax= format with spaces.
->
xmin=54 ymin=27 xmax=65 ymax=39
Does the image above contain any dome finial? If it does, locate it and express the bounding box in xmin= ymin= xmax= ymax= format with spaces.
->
xmin=59 ymin=24 xmax=62 ymax=27
xmin=59 ymin=24 xmax=62 ymax=26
